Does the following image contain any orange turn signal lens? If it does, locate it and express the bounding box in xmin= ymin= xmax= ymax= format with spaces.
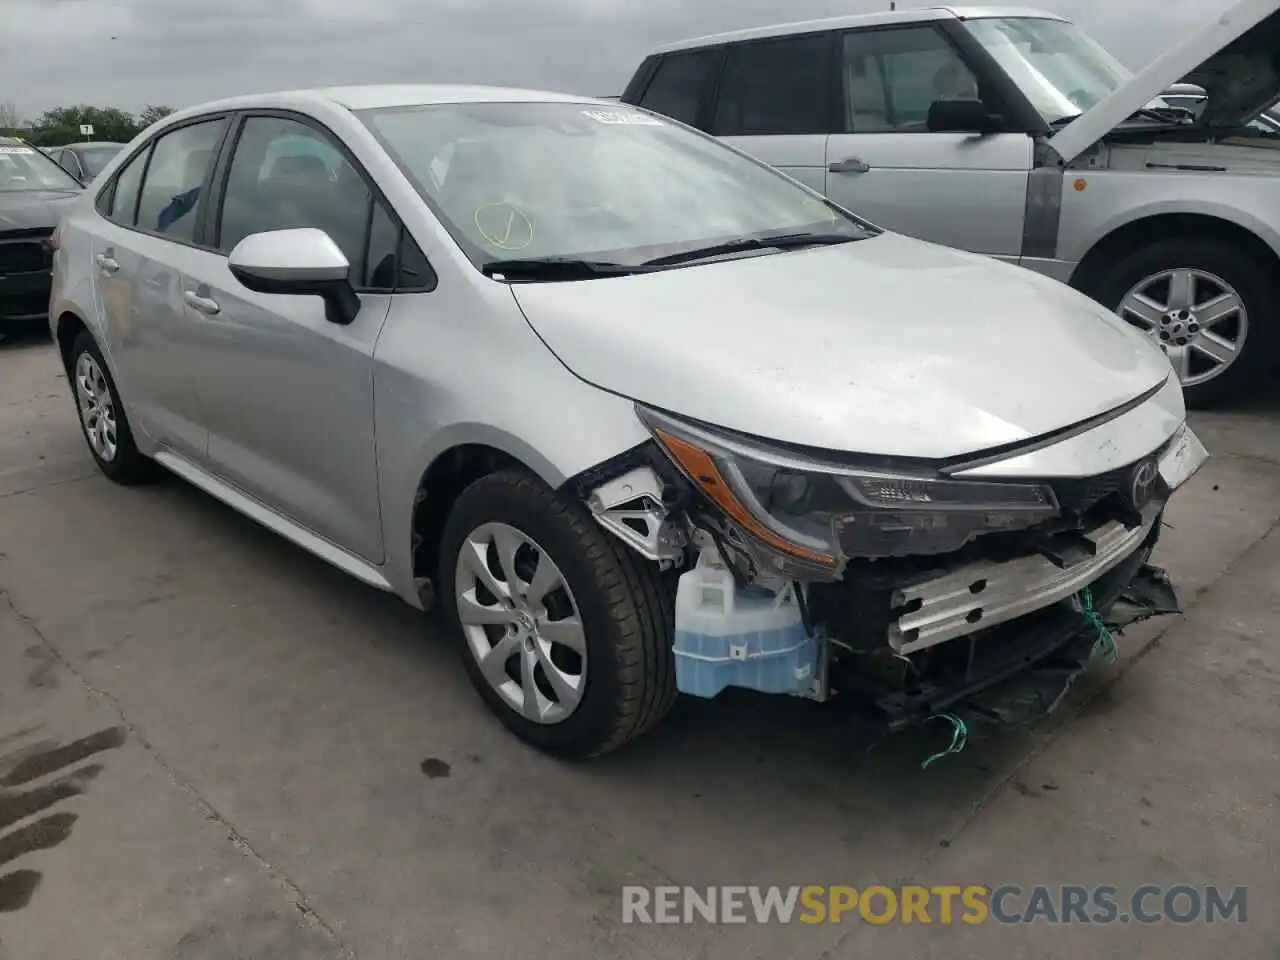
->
xmin=653 ymin=428 xmax=837 ymax=567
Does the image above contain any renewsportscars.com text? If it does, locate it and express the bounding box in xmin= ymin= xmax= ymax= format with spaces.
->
xmin=621 ymin=884 xmax=1248 ymax=926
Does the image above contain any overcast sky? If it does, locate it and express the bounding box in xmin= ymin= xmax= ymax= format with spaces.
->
xmin=0 ymin=0 xmax=1231 ymax=119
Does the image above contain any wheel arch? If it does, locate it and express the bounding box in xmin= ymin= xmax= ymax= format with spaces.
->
xmin=1069 ymin=211 xmax=1280 ymax=295
xmin=408 ymin=440 xmax=554 ymax=608
xmin=54 ymin=310 xmax=91 ymax=376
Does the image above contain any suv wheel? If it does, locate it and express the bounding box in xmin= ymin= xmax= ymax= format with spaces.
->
xmin=69 ymin=331 xmax=158 ymax=485
xmin=1087 ymin=238 xmax=1276 ymax=407
xmin=439 ymin=468 xmax=677 ymax=758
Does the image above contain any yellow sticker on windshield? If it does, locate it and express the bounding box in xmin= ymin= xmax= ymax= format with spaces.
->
xmin=474 ymin=203 xmax=534 ymax=251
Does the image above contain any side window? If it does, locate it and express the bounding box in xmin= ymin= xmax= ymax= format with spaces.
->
xmin=135 ymin=118 xmax=227 ymax=241
xmin=841 ymin=27 xmax=979 ymax=132
xmin=712 ymin=34 xmax=833 ymax=136
xmin=637 ymin=49 xmax=721 ymax=127
xmin=396 ymin=230 xmax=436 ymax=292
xmin=364 ymin=201 xmax=437 ymax=293
xmin=217 ymin=115 xmax=371 ymax=285
xmin=365 ymin=201 xmax=399 ymax=290
xmin=105 ymin=146 xmax=149 ymax=225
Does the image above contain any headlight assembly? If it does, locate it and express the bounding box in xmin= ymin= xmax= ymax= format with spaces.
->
xmin=638 ymin=406 xmax=1060 ymax=570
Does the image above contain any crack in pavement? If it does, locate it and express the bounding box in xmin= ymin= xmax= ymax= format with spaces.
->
xmin=815 ymin=507 xmax=1280 ymax=960
xmin=0 ymin=472 xmax=100 ymax=501
xmin=0 ymin=589 xmax=358 ymax=960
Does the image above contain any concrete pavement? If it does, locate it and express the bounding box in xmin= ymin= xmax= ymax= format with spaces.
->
xmin=0 ymin=334 xmax=1276 ymax=959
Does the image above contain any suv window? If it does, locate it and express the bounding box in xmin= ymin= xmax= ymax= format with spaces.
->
xmin=637 ymin=49 xmax=721 ymax=126
xmin=841 ymin=27 xmax=979 ymax=132
xmin=135 ymin=119 xmax=227 ymax=241
xmin=218 ymin=115 xmax=371 ymax=284
xmin=712 ymin=34 xmax=833 ymax=136
xmin=106 ymin=146 xmax=149 ymax=225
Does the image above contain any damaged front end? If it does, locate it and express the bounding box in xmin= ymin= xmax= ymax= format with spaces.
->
xmin=577 ymin=404 xmax=1209 ymax=735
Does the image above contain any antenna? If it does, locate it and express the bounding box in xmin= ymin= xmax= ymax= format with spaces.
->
xmin=889 ymin=1 xmax=896 ymax=8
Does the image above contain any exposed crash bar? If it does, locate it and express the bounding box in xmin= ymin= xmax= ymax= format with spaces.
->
xmin=890 ymin=516 xmax=1156 ymax=655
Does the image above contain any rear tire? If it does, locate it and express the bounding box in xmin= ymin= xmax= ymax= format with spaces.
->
xmin=68 ymin=331 xmax=159 ymax=485
xmin=1083 ymin=238 xmax=1276 ymax=408
xmin=439 ymin=468 xmax=677 ymax=758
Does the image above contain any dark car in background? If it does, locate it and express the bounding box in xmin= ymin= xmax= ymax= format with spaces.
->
xmin=44 ymin=142 xmax=127 ymax=183
xmin=0 ymin=136 xmax=82 ymax=334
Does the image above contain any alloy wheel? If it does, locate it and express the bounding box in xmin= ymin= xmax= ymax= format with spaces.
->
xmin=453 ymin=521 xmax=587 ymax=724
xmin=1118 ymin=267 xmax=1248 ymax=386
xmin=74 ymin=352 xmax=118 ymax=463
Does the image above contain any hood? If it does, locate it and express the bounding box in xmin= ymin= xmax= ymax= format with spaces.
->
xmin=1049 ymin=0 xmax=1280 ymax=163
xmin=0 ymin=189 xmax=81 ymax=232
xmin=510 ymin=234 xmax=1173 ymax=461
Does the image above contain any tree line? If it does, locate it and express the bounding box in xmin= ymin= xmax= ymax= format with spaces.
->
xmin=0 ymin=102 xmax=176 ymax=146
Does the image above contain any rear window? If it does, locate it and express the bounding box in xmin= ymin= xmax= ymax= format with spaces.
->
xmin=637 ymin=49 xmax=721 ymax=127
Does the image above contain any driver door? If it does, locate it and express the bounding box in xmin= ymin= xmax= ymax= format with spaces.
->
xmin=178 ymin=113 xmax=394 ymax=563
xmin=825 ymin=24 xmax=1032 ymax=259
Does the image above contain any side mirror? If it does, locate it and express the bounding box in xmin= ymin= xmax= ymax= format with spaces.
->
xmin=228 ymin=227 xmax=361 ymax=325
xmin=927 ymin=98 xmax=1004 ymax=135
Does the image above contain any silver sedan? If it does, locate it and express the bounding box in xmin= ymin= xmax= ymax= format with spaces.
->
xmin=49 ymin=86 xmax=1204 ymax=758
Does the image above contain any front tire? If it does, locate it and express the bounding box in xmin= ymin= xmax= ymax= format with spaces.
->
xmin=69 ymin=331 xmax=159 ymax=485
xmin=439 ymin=468 xmax=677 ymax=758
xmin=1084 ymin=238 xmax=1276 ymax=407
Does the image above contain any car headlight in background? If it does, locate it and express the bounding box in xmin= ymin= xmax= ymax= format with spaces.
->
xmin=637 ymin=407 xmax=1060 ymax=574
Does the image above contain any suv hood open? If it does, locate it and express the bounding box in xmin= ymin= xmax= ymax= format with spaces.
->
xmin=509 ymin=233 xmax=1174 ymax=461
xmin=1049 ymin=0 xmax=1280 ymax=163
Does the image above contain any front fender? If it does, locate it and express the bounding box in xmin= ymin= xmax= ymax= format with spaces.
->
xmin=1058 ymin=173 xmax=1280 ymax=265
xmin=376 ymin=390 xmax=650 ymax=606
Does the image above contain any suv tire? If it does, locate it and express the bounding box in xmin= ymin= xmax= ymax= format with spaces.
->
xmin=1085 ymin=238 xmax=1276 ymax=408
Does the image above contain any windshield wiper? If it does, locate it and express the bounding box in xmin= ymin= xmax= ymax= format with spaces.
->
xmin=480 ymin=257 xmax=646 ymax=281
xmin=1050 ymin=107 xmax=1191 ymax=129
xmin=641 ymin=231 xmax=861 ymax=267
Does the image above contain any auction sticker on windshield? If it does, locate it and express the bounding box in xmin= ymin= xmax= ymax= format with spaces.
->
xmin=581 ymin=109 xmax=664 ymax=125
xmin=0 ymin=146 xmax=36 ymax=154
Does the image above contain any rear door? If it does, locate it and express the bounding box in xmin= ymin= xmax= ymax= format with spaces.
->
xmin=88 ymin=116 xmax=229 ymax=462
xmin=708 ymin=33 xmax=836 ymax=194
xmin=175 ymin=111 xmax=398 ymax=563
xmin=825 ymin=24 xmax=1032 ymax=258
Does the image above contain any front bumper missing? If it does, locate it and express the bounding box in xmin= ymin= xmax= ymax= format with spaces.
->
xmin=890 ymin=515 xmax=1157 ymax=656
xmin=873 ymin=542 xmax=1179 ymax=731
xmin=891 ymin=425 xmax=1205 ymax=656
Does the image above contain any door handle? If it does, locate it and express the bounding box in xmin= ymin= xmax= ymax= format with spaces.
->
xmin=828 ymin=157 xmax=871 ymax=175
xmin=183 ymin=290 xmax=221 ymax=316
xmin=96 ymin=254 xmax=119 ymax=274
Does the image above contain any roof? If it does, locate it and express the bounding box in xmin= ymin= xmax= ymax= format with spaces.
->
xmin=161 ymin=84 xmax=610 ymax=125
xmin=651 ymin=5 xmax=1066 ymax=54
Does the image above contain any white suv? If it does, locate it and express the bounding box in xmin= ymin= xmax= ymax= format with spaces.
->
xmin=621 ymin=0 xmax=1280 ymax=406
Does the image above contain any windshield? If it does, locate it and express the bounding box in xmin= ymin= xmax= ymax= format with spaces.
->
xmin=964 ymin=17 xmax=1132 ymax=125
xmin=0 ymin=143 xmax=82 ymax=192
xmin=358 ymin=101 xmax=871 ymax=270
xmin=79 ymin=146 xmax=123 ymax=178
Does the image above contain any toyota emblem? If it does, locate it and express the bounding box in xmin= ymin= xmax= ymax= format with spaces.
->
xmin=1129 ymin=459 xmax=1158 ymax=511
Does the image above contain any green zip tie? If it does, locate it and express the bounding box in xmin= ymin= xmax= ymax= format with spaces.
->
xmin=921 ymin=712 xmax=968 ymax=769
xmin=1078 ymin=587 xmax=1117 ymax=663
